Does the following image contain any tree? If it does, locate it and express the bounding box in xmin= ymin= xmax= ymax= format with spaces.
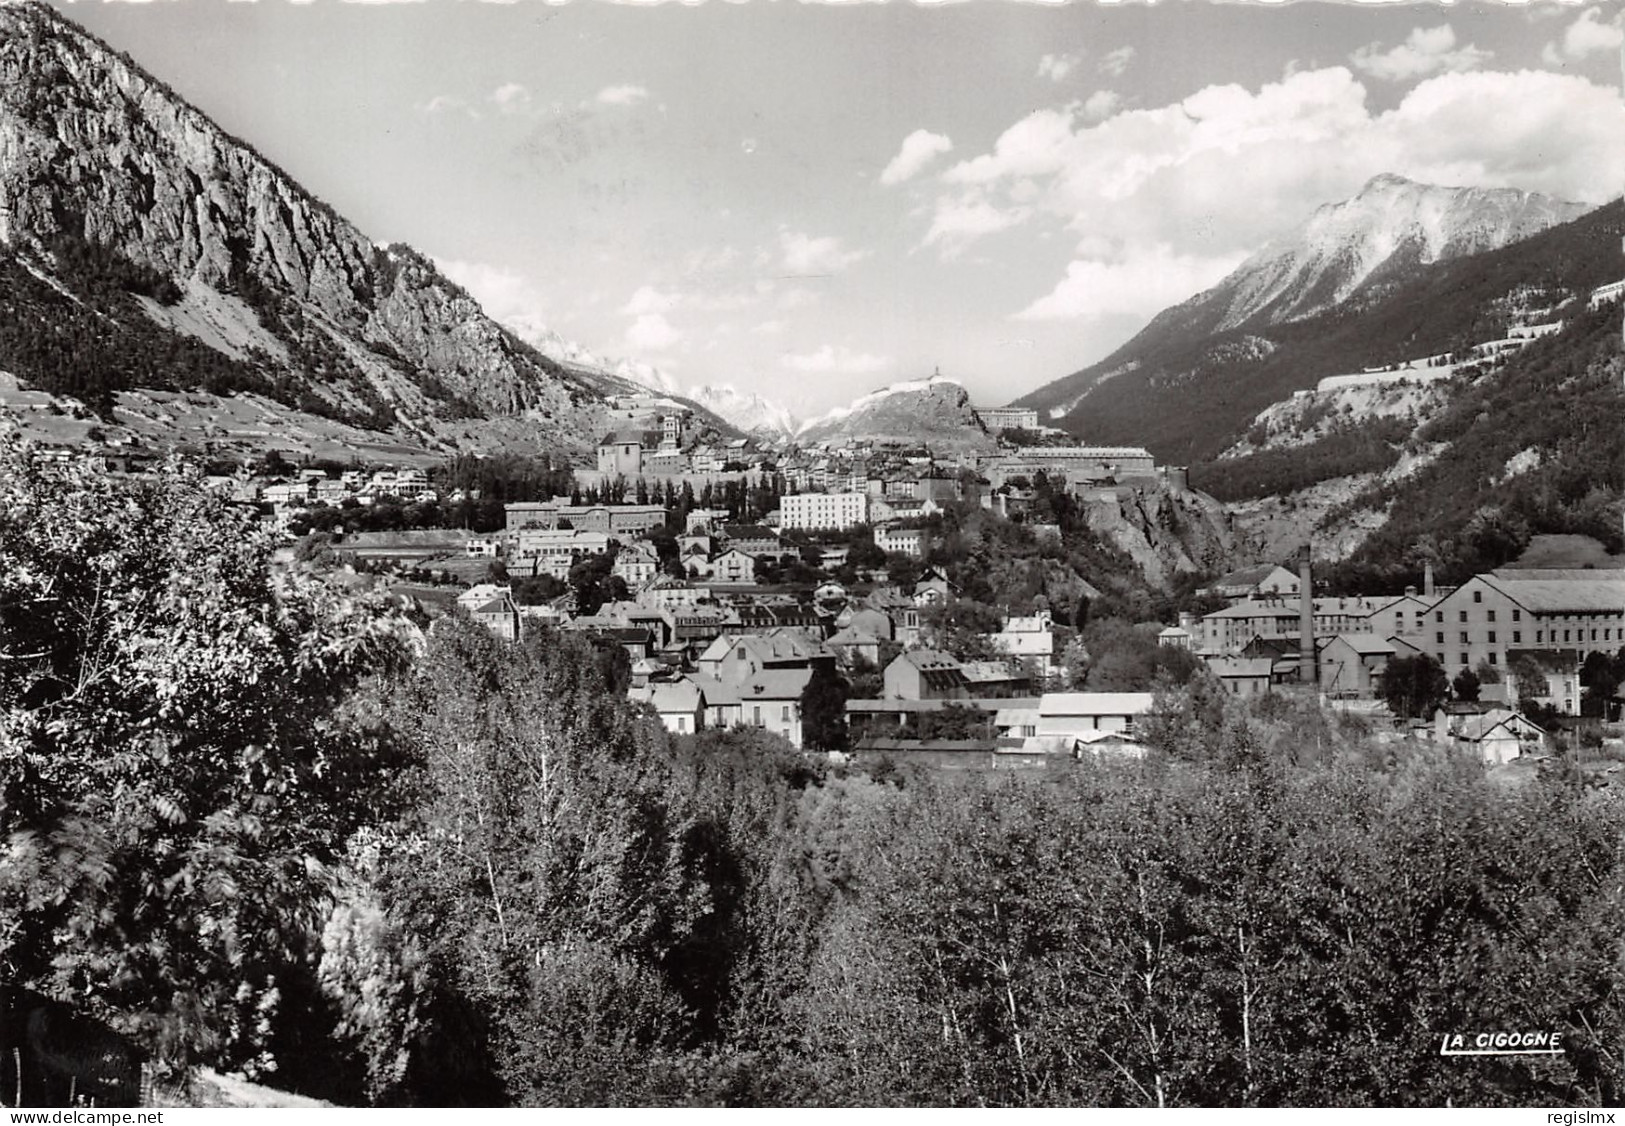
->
xmin=0 ymin=441 xmax=417 ymax=1074
xmin=800 ymin=663 xmax=850 ymax=753
xmin=1380 ymin=654 xmax=1450 ymax=719
xmin=1452 ymin=668 xmax=1481 ymax=703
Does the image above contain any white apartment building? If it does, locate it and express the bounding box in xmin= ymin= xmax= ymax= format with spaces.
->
xmin=780 ymin=491 xmax=870 ymax=531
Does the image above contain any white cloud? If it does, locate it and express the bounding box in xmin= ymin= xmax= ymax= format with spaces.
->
xmin=1082 ymin=90 xmax=1122 ymax=122
xmin=1037 ymin=53 xmax=1080 ymax=82
xmin=1013 ymin=246 xmax=1247 ymax=321
xmin=751 ymin=319 xmax=788 ymax=335
xmin=1351 ymin=25 xmax=1493 ymax=82
xmin=596 ymin=84 xmax=651 ymax=106
xmin=880 ymin=129 xmax=954 ymax=186
xmin=923 ymin=195 xmax=1028 ymax=258
xmin=1100 ymin=47 xmax=1136 ymax=77
xmin=928 ymin=65 xmax=1624 ymax=266
xmin=437 ymin=259 xmax=545 ymax=321
xmin=490 ymin=82 xmax=533 ymax=115
xmin=621 ymin=285 xmax=681 ymax=317
xmin=780 ymin=345 xmax=891 ymax=375
xmin=1555 ymin=7 xmax=1625 ymax=59
xmin=422 ymin=94 xmax=477 ymax=119
xmin=925 ymin=64 xmax=1625 ymax=322
xmin=625 ymin=313 xmax=682 ymax=352
xmin=779 ymin=231 xmax=869 ymax=275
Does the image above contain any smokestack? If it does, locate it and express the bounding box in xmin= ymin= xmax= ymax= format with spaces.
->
xmin=1298 ymin=543 xmax=1316 ymax=687
xmin=1424 ymin=561 xmax=1435 ymax=599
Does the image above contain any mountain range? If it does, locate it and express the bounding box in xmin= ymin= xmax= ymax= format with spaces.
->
xmin=1014 ymin=173 xmax=1593 ymax=464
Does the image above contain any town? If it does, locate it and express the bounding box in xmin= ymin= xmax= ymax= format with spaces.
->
xmin=114 ymin=386 xmax=1618 ymax=778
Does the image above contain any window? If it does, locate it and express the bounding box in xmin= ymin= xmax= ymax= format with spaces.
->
xmin=676 ymin=717 xmax=688 ymax=733
xmin=1512 ymin=609 xmax=1521 ymax=622
xmin=1460 ymin=653 xmax=1469 ymax=666
xmin=1513 ymin=631 xmax=1521 ymax=644
xmin=1435 ymin=611 xmax=1444 ymax=623
xmin=781 ymin=705 xmax=791 ymax=721
xmin=1536 ymin=631 xmax=1544 ymax=643
xmin=1488 ymin=652 xmax=1498 ymax=665
xmin=752 ymin=706 xmax=762 ymax=727
xmin=1459 ymin=611 xmax=1468 ymax=622
xmin=1473 ymin=591 xmax=1482 ymax=604
xmin=1488 ymin=631 xmax=1496 ymax=643
xmin=1460 ymin=632 xmax=1469 ymax=644
xmin=1487 ymin=610 xmax=1496 ymax=622
xmin=1564 ymin=630 xmax=1571 ymax=642
xmin=1436 ymin=631 xmax=1445 ymax=644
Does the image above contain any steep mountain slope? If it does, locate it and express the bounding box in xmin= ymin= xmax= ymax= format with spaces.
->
xmin=0 ymin=1 xmax=622 ymax=458
xmin=795 ymin=375 xmax=991 ymax=450
xmin=1212 ymin=174 xmax=1585 ymax=331
xmin=1016 ymin=175 xmax=1599 ymax=462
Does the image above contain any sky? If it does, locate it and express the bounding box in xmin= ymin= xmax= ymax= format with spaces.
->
xmin=45 ymin=0 xmax=1625 ymax=421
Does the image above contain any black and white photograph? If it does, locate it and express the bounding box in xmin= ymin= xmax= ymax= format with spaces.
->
xmin=1 ymin=0 xmax=1623 ymax=1110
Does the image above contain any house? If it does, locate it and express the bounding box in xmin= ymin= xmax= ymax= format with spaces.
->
xmin=706 ymin=548 xmax=758 ymax=585
xmin=1158 ymin=626 xmax=1193 ymax=650
xmin=960 ymin=660 xmax=1037 ymax=698
xmin=1035 ymin=692 xmax=1156 ymax=738
xmin=874 ymin=526 xmax=926 ymax=558
xmin=1205 ymin=657 xmax=1275 ymax=697
xmin=469 ymin=594 xmax=521 ymax=642
xmin=826 ymin=625 xmax=888 ymax=667
xmin=628 ymin=680 xmax=706 ymax=736
xmin=613 ymin=543 xmax=660 ymax=587
xmin=661 ymin=605 xmax=731 ymax=653
xmin=718 ymin=525 xmax=784 ymax=560
xmin=688 ymin=668 xmax=811 ymax=747
xmin=636 ymin=575 xmax=712 ymax=610
xmin=457 ymin=583 xmax=512 ymax=614
xmin=1434 ymin=706 xmax=1547 ymax=765
xmin=1201 ymin=563 xmax=1302 ymax=603
xmin=698 ymin=630 xmax=832 ymax=682
xmin=465 ymin=537 xmax=501 ymax=558
xmin=1318 ymin=633 xmax=1396 ymax=698
xmin=989 ymin=611 xmax=1056 ymax=677
xmin=883 ymin=649 xmax=970 ymax=701
xmin=1504 ymin=649 xmax=1583 ymax=716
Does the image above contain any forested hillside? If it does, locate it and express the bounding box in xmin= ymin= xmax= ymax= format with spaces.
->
xmin=4 ymin=443 xmax=1625 ymax=1108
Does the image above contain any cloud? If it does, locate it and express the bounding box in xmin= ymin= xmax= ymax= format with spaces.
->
xmin=1351 ymin=25 xmax=1493 ymax=82
xmin=1099 ymin=47 xmax=1136 ymax=77
xmin=780 ymin=345 xmax=891 ymax=375
xmin=1552 ymin=7 xmax=1625 ymax=59
xmin=779 ymin=231 xmax=869 ymax=275
xmin=625 ymin=313 xmax=682 ymax=352
xmin=1013 ymin=246 xmax=1247 ymax=321
xmin=929 ymin=65 xmax=1624 ymax=263
xmin=751 ymin=319 xmax=788 ymax=335
xmin=1082 ymin=90 xmax=1122 ymax=122
xmin=880 ymin=129 xmax=954 ymax=186
xmin=437 ymin=259 xmax=545 ymax=322
xmin=421 ymin=94 xmax=477 ymax=119
xmin=490 ymin=82 xmax=533 ymax=115
xmin=925 ymin=64 xmax=1625 ymax=321
xmin=923 ymin=195 xmax=1029 ymax=258
xmin=1037 ymin=53 xmax=1080 ymax=82
xmin=596 ymin=84 xmax=650 ymax=106
xmin=621 ymin=285 xmax=681 ymax=317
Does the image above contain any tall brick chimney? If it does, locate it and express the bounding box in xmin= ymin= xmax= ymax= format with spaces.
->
xmin=1298 ymin=542 xmax=1316 ymax=687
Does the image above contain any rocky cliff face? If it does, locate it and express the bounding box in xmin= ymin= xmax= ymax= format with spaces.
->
xmin=796 ymin=376 xmax=991 ymax=450
xmin=0 ymin=1 xmax=608 ymax=455
xmin=1077 ymin=477 xmax=1242 ymax=588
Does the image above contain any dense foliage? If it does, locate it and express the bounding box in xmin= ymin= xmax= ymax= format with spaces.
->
xmin=1191 ymin=417 xmax=1411 ymax=503
xmin=1327 ymin=301 xmax=1624 ymax=589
